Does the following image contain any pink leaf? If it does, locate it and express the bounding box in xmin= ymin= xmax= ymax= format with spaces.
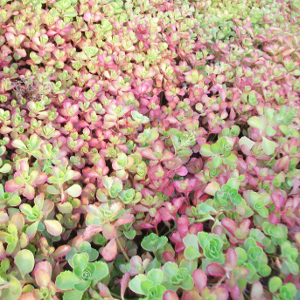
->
xmin=175 ymin=166 xmax=188 ymax=176
xmin=221 ymin=218 xmax=236 ymax=235
xmin=83 ymin=224 xmax=103 ymax=240
xmin=5 ymin=179 xmax=21 ymax=193
xmin=193 ymin=269 xmax=207 ymax=293
xmin=114 ymin=213 xmax=135 ymax=228
xmin=102 ymin=223 xmax=116 ymax=240
xmin=226 ymin=249 xmax=237 ymax=267
xmin=23 ymin=184 xmax=35 ymax=200
xmin=120 ymin=272 xmax=130 ymax=300
xmin=163 ymin=290 xmax=179 ymax=300
xmin=102 ymin=238 xmax=117 ymax=262
xmin=251 ymin=281 xmax=264 ymax=298
xmin=206 ymin=263 xmax=225 ymax=277
xmin=159 ymin=207 xmax=174 ymax=222
xmin=214 ymin=287 xmax=229 ymax=300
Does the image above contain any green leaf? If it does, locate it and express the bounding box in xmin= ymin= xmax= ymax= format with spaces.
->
xmin=258 ymin=265 xmax=271 ymax=277
xmin=129 ymin=274 xmax=147 ymax=295
xmin=90 ymin=261 xmax=109 ymax=281
xmin=212 ymin=156 xmax=223 ymax=168
xmin=124 ymin=229 xmax=136 ymax=240
xmin=1 ymin=275 xmax=22 ymax=300
xmin=248 ymin=116 xmax=263 ymax=130
xmin=200 ymin=144 xmax=215 ymax=157
xmin=184 ymin=246 xmax=201 ymax=260
xmin=163 ymin=262 xmax=178 ymax=278
xmin=62 ymin=290 xmax=84 ymax=300
xmin=65 ymin=184 xmax=82 ymax=198
xmin=44 ymin=220 xmax=63 ymax=236
xmin=239 ymin=137 xmax=256 ymax=150
xmin=268 ymin=277 xmax=282 ymax=293
xmin=55 ymin=271 xmax=81 ymax=290
xmin=140 ymin=280 xmax=154 ymax=295
xmin=14 ymin=249 xmax=34 ymax=276
xmin=198 ymin=202 xmax=217 ymax=213
xmin=262 ymin=137 xmax=276 ymax=155
xmin=147 ymin=269 xmax=164 ymax=286
xmin=265 ymin=126 xmax=277 ymax=137
xmin=180 ymin=274 xmax=194 ymax=291
xmin=74 ymin=279 xmax=91 ymax=292
xmin=71 ymin=253 xmax=89 ymax=271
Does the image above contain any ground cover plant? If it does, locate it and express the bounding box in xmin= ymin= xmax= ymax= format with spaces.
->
xmin=0 ymin=0 xmax=300 ymax=299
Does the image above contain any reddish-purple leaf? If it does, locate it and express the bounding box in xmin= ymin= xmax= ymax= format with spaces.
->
xmin=206 ymin=263 xmax=225 ymax=278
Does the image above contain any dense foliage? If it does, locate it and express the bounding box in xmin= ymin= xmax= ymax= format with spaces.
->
xmin=0 ymin=0 xmax=300 ymax=299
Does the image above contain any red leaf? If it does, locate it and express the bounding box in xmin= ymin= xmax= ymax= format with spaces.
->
xmin=193 ymin=269 xmax=207 ymax=293
xmin=206 ymin=263 xmax=225 ymax=278
xmin=102 ymin=238 xmax=117 ymax=262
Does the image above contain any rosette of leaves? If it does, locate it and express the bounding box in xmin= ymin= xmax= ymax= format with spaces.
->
xmin=161 ymin=262 xmax=194 ymax=292
xmin=118 ymin=188 xmax=142 ymax=205
xmin=0 ymin=184 xmax=21 ymax=209
xmin=11 ymin=133 xmax=42 ymax=160
xmin=279 ymin=241 xmax=299 ymax=275
xmin=84 ymin=202 xmax=134 ymax=261
xmin=66 ymin=241 xmax=99 ymax=263
xmin=197 ymin=232 xmax=225 ymax=267
xmin=214 ymin=178 xmax=243 ymax=209
xmin=20 ymin=193 xmax=63 ymax=240
xmin=168 ymin=128 xmax=197 ymax=162
xmin=141 ymin=233 xmax=168 ymax=255
xmin=111 ymin=153 xmax=134 ymax=180
xmin=50 ymin=0 xmax=78 ymax=18
xmin=235 ymin=237 xmax=271 ymax=283
xmin=47 ymin=165 xmax=82 ymax=202
xmin=55 ymin=253 xmax=109 ymax=300
xmin=218 ymin=125 xmax=240 ymax=138
xmin=268 ymin=277 xmax=297 ymax=300
xmin=128 ymin=269 xmax=166 ymax=300
xmin=0 ymin=213 xmax=28 ymax=256
xmin=262 ymin=221 xmax=288 ymax=248
xmin=98 ymin=176 xmax=123 ymax=200
xmin=5 ymin=159 xmax=48 ymax=200
xmin=0 ymin=146 xmax=11 ymax=175
xmin=200 ymin=137 xmax=238 ymax=166
xmin=244 ymin=191 xmax=271 ymax=219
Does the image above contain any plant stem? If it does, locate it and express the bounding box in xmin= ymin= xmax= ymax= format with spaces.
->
xmin=0 ymin=283 xmax=10 ymax=290
xmin=116 ymin=236 xmax=130 ymax=262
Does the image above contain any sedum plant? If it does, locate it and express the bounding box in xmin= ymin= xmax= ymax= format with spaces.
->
xmin=0 ymin=0 xmax=299 ymax=299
